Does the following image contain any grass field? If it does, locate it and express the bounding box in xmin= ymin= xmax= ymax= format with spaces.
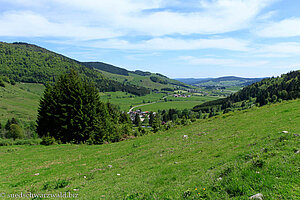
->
xmin=134 ymin=97 xmax=218 ymax=112
xmin=99 ymin=91 xmax=166 ymax=111
xmin=0 ymin=83 xmax=44 ymax=124
xmin=1 ymin=99 xmax=299 ymax=199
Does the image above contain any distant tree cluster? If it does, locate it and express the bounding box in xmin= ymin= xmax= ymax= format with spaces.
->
xmin=0 ymin=117 xmax=37 ymax=141
xmin=82 ymin=62 xmax=130 ymax=76
xmin=36 ymin=69 xmax=133 ymax=144
xmin=150 ymin=76 xmax=168 ymax=84
xmin=132 ymin=70 xmax=152 ymax=76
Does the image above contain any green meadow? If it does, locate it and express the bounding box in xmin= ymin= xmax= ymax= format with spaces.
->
xmin=0 ymin=99 xmax=299 ymax=199
xmin=99 ymin=91 xmax=166 ymax=111
xmin=133 ymin=96 xmax=218 ymax=112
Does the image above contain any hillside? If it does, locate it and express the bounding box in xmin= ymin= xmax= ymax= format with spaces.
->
xmin=0 ymin=99 xmax=299 ymax=199
xmin=0 ymin=42 xmax=150 ymax=96
xmin=193 ymin=70 xmax=300 ymax=112
xmin=82 ymin=62 xmax=193 ymax=91
xmin=0 ymin=83 xmax=44 ymax=124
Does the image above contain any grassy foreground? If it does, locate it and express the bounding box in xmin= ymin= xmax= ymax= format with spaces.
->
xmin=0 ymin=100 xmax=299 ymax=199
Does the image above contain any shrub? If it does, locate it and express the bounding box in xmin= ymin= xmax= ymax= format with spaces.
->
xmin=0 ymin=78 xmax=5 ymax=87
xmin=41 ymin=135 xmax=56 ymax=146
xmin=6 ymin=124 xmax=24 ymax=140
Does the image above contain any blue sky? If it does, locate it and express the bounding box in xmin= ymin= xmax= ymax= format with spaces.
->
xmin=1 ymin=0 xmax=300 ymax=78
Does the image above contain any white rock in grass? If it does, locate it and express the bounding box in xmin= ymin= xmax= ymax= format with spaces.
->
xmin=83 ymin=176 xmax=87 ymax=179
xmin=108 ymin=165 xmax=112 ymax=168
xmin=217 ymin=177 xmax=222 ymax=181
xmin=73 ymin=189 xmax=79 ymax=191
xmin=295 ymin=150 xmax=300 ymax=154
xmin=34 ymin=173 xmax=40 ymax=176
xmin=282 ymin=131 xmax=288 ymax=134
xmin=183 ymin=135 xmax=188 ymax=139
xmin=117 ymin=174 xmax=121 ymax=176
xmin=249 ymin=193 xmax=263 ymax=200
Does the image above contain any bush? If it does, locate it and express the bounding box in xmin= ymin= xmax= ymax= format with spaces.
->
xmin=0 ymin=139 xmax=13 ymax=146
xmin=0 ymin=78 xmax=5 ymax=87
xmin=0 ymin=138 xmax=41 ymax=146
xmin=41 ymin=135 xmax=56 ymax=146
xmin=10 ymin=79 xmax=16 ymax=85
xmin=5 ymin=124 xmax=24 ymax=140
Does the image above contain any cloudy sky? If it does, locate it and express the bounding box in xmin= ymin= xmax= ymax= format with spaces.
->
xmin=1 ymin=0 xmax=300 ymax=78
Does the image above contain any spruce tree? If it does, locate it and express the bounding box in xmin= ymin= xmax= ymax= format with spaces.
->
xmin=134 ymin=114 xmax=141 ymax=127
xmin=37 ymin=69 xmax=105 ymax=143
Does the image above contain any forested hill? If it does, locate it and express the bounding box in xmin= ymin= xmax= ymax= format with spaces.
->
xmin=82 ymin=62 xmax=192 ymax=90
xmin=0 ymin=42 xmax=150 ymax=95
xmin=193 ymin=70 xmax=300 ymax=112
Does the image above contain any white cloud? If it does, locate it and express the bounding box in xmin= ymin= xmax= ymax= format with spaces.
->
xmin=0 ymin=11 xmax=121 ymax=40
xmin=0 ymin=0 xmax=275 ymax=38
xmin=179 ymin=56 xmax=268 ymax=68
xmin=257 ymin=10 xmax=277 ymax=20
xmin=256 ymin=18 xmax=300 ymax=37
xmin=72 ymin=37 xmax=250 ymax=51
xmin=256 ymin=42 xmax=300 ymax=56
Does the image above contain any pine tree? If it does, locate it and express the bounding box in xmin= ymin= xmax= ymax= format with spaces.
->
xmin=134 ymin=114 xmax=141 ymax=127
xmin=149 ymin=111 xmax=154 ymax=126
xmin=37 ymin=69 xmax=111 ymax=143
xmin=152 ymin=114 xmax=161 ymax=133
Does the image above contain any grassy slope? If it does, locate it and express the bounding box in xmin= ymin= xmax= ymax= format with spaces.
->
xmin=0 ymin=100 xmax=299 ymax=199
xmin=0 ymin=83 xmax=44 ymax=124
xmin=99 ymin=91 xmax=166 ymax=111
xmin=134 ymin=96 xmax=219 ymax=112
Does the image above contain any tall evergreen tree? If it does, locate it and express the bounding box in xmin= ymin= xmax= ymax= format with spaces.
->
xmin=134 ymin=114 xmax=141 ymax=127
xmin=37 ymin=69 xmax=131 ymax=144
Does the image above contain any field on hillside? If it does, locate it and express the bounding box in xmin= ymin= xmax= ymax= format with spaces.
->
xmin=134 ymin=96 xmax=218 ymax=112
xmin=0 ymin=83 xmax=44 ymax=124
xmin=99 ymin=92 xmax=219 ymax=112
xmin=99 ymin=92 xmax=166 ymax=111
xmin=1 ymin=100 xmax=299 ymax=199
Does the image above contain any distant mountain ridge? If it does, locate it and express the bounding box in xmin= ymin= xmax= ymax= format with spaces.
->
xmin=176 ymin=76 xmax=265 ymax=87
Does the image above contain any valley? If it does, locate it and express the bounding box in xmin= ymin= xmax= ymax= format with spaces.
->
xmin=0 ymin=42 xmax=299 ymax=199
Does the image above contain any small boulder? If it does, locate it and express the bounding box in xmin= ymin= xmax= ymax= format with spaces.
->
xmin=217 ymin=177 xmax=222 ymax=181
xmin=34 ymin=173 xmax=40 ymax=176
xmin=183 ymin=135 xmax=188 ymax=139
xmin=295 ymin=150 xmax=300 ymax=154
xmin=249 ymin=193 xmax=263 ymax=200
xmin=282 ymin=131 xmax=288 ymax=134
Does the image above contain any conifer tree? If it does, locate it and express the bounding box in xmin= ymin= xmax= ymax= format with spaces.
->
xmin=37 ymin=69 xmax=111 ymax=143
